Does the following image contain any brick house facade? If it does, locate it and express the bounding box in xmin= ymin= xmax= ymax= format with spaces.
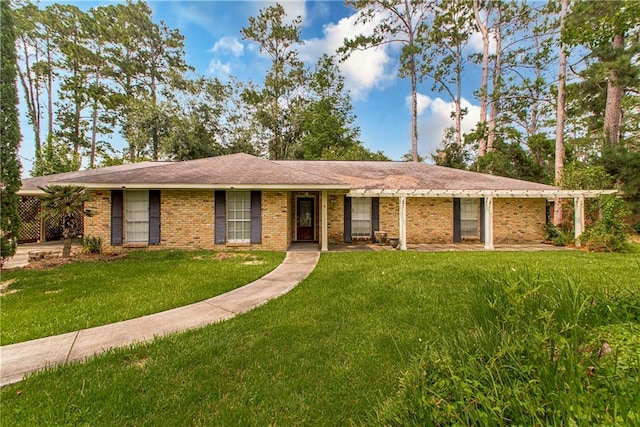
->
xmin=20 ymin=153 xmax=611 ymax=251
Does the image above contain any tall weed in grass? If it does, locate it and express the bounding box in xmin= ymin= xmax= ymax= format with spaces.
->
xmin=374 ymin=270 xmax=640 ymax=426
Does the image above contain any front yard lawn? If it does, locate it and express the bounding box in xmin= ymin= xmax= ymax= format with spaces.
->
xmin=0 ymin=250 xmax=284 ymax=345
xmin=1 ymin=250 xmax=639 ymax=425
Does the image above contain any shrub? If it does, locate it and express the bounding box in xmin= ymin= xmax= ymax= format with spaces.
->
xmin=545 ymin=223 xmax=573 ymax=246
xmin=581 ymin=196 xmax=631 ymax=252
xmin=373 ymin=270 xmax=640 ymax=426
xmin=81 ymin=234 xmax=103 ymax=254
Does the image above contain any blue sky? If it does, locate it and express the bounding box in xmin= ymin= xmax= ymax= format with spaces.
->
xmin=21 ymin=0 xmax=488 ymax=173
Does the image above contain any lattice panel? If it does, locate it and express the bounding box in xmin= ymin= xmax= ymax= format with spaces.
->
xmin=18 ymin=197 xmax=41 ymax=243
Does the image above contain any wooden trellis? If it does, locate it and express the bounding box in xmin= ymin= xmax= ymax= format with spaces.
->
xmin=17 ymin=196 xmax=73 ymax=243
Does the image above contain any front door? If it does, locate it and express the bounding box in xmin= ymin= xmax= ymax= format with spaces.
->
xmin=296 ymin=197 xmax=315 ymax=241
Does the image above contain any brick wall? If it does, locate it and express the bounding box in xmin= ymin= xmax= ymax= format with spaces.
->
xmin=494 ymin=198 xmax=546 ymax=243
xmin=162 ymin=190 xmax=214 ymax=249
xmin=86 ymin=190 xmax=547 ymax=250
xmin=406 ymin=198 xmax=453 ymax=243
xmin=327 ymin=193 xmax=345 ymax=244
xmin=378 ymin=197 xmax=399 ymax=238
xmin=84 ymin=191 xmax=112 ymax=243
xmin=261 ymin=191 xmax=290 ymax=250
xmin=85 ymin=189 xmax=292 ymax=252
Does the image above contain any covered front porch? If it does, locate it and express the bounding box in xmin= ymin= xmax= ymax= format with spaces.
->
xmin=347 ymin=189 xmax=619 ymax=251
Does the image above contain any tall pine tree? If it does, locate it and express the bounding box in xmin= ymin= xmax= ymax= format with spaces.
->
xmin=1 ymin=0 xmax=23 ymax=262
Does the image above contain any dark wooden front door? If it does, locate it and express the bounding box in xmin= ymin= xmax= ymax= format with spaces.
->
xmin=296 ymin=197 xmax=315 ymax=241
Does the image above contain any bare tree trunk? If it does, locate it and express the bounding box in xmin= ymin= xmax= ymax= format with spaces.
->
xmin=90 ymin=68 xmax=101 ymax=168
xmin=455 ymin=64 xmax=462 ymax=147
xmin=46 ymin=38 xmax=54 ymax=140
xmin=603 ymin=33 xmax=624 ymax=146
xmin=553 ymin=0 xmax=568 ymax=226
xmin=473 ymin=0 xmax=489 ymax=156
xmin=487 ymin=3 xmax=502 ymax=153
xmin=404 ymin=0 xmax=420 ymax=162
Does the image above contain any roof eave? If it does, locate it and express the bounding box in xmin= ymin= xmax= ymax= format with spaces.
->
xmin=18 ymin=182 xmax=350 ymax=195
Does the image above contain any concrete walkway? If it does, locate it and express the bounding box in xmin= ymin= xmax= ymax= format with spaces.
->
xmin=0 ymin=250 xmax=320 ymax=387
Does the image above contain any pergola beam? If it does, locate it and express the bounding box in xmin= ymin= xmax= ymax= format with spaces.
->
xmin=348 ymin=189 xmax=618 ymax=199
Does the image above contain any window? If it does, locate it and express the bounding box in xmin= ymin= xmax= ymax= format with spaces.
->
xmin=460 ymin=198 xmax=479 ymax=239
xmin=351 ymin=197 xmax=371 ymax=238
xmin=125 ymin=191 xmax=149 ymax=242
xmin=227 ymin=191 xmax=251 ymax=242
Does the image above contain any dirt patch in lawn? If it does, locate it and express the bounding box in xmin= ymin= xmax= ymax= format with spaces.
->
xmin=24 ymin=252 xmax=128 ymax=271
xmin=1 ymin=278 xmax=20 ymax=296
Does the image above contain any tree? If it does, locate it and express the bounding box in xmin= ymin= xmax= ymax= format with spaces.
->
xmin=341 ymin=0 xmax=433 ymax=162
xmin=563 ymin=0 xmax=640 ymax=147
xmin=299 ymin=55 xmax=379 ymax=160
xmin=241 ymin=4 xmax=307 ymax=160
xmin=419 ymin=0 xmax=473 ymax=148
xmin=1 ymin=0 xmax=23 ymax=263
xmin=553 ymin=0 xmax=568 ymax=225
xmin=39 ymin=185 xmax=93 ymax=258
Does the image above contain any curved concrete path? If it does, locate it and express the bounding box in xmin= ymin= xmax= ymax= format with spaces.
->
xmin=0 ymin=250 xmax=319 ymax=387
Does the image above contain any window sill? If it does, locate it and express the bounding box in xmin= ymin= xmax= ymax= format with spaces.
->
xmin=123 ymin=242 xmax=149 ymax=249
xmin=226 ymin=242 xmax=251 ymax=247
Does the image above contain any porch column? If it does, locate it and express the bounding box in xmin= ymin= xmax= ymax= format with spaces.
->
xmin=399 ymin=195 xmax=407 ymax=250
xmin=483 ymin=196 xmax=494 ymax=250
xmin=321 ymin=190 xmax=328 ymax=252
xmin=574 ymin=195 xmax=585 ymax=246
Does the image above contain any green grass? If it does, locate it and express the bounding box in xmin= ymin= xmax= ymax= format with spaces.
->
xmin=1 ymin=251 xmax=639 ymax=426
xmin=0 ymin=250 xmax=285 ymax=345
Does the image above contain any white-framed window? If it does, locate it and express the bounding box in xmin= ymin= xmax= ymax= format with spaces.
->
xmin=125 ymin=190 xmax=149 ymax=242
xmin=227 ymin=191 xmax=251 ymax=243
xmin=460 ymin=198 xmax=479 ymax=239
xmin=352 ymin=197 xmax=371 ymax=238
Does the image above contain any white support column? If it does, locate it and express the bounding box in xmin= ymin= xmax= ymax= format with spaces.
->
xmin=574 ymin=195 xmax=585 ymax=246
xmin=484 ymin=196 xmax=494 ymax=250
xmin=399 ymin=195 xmax=407 ymax=250
xmin=321 ymin=190 xmax=329 ymax=252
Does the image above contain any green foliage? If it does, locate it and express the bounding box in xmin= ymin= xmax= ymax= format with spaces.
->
xmin=432 ymin=127 xmax=470 ymax=169
xmin=81 ymin=234 xmax=103 ymax=254
xmin=581 ymin=196 xmax=631 ymax=252
xmin=544 ymin=223 xmax=573 ymax=246
xmin=1 ymin=0 xmax=22 ymax=261
xmin=374 ymin=270 xmax=640 ymax=425
xmin=561 ymin=162 xmax=615 ymax=190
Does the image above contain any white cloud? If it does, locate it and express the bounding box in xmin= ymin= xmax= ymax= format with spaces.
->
xmin=467 ymin=29 xmax=498 ymax=55
xmin=211 ymin=36 xmax=245 ymax=57
xmin=411 ymin=94 xmax=481 ymax=157
xmin=207 ymin=59 xmax=232 ymax=76
xmin=251 ymin=1 xmax=308 ymax=26
xmin=300 ymin=11 xmax=395 ymax=99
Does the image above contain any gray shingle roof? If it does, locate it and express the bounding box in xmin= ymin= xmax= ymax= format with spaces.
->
xmin=274 ymin=160 xmax=557 ymax=191
xmin=20 ymin=153 xmax=557 ymax=193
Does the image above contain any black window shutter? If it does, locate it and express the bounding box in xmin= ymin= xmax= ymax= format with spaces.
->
xmin=479 ymin=198 xmax=485 ymax=243
xmin=214 ymin=191 xmax=226 ymax=244
xmin=453 ymin=198 xmax=461 ymax=243
xmin=344 ymin=196 xmax=352 ymax=243
xmin=149 ymin=190 xmax=161 ymax=245
xmin=250 ymin=191 xmax=262 ymax=244
xmin=371 ymin=197 xmax=380 ymax=242
xmin=111 ymin=190 xmax=123 ymax=246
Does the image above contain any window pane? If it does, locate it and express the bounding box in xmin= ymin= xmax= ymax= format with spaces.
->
xmin=227 ymin=192 xmax=251 ymax=242
xmin=125 ymin=191 xmax=149 ymax=243
xmin=352 ymin=198 xmax=371 ymax=238
xmin=460 ymin=199 xmax=479 ymax=238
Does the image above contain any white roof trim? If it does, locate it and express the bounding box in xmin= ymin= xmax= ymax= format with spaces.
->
xmin=348 ymin=189 xmax=619 ymax=198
